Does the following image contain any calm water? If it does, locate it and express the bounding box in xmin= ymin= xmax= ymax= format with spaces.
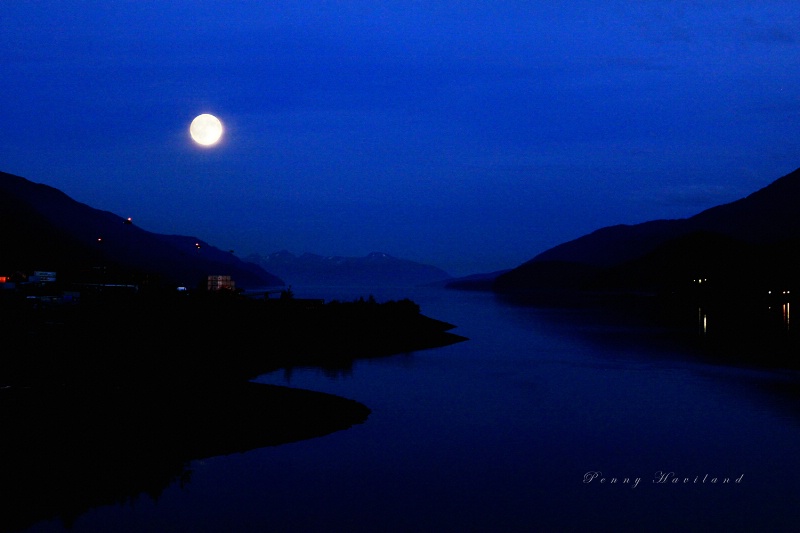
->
xmin=23 ymin=287 xmax=800 ymax=532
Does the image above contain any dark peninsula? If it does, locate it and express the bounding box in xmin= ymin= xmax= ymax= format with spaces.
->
xmin=0 ymin=287 xmax=465 ymax=532
xmin=0 ymin=169 xmax=467 ymax=532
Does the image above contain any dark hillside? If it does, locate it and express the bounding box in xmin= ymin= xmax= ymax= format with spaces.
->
xmin=495 ymin=166 xmax=800 ymax=294
xmin=687 ymin=166 xmax=800 ymax=242
xmin=0 ymin=170 xmax=283 ymax=288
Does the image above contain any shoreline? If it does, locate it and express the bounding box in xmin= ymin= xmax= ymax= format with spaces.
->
xmin=2 ymin=291 xmax=467 ymax=387
xmin=0 ymin=291 xmax=463 ymax=532
xmin=1 ymin=381 xmax=371 ymax=533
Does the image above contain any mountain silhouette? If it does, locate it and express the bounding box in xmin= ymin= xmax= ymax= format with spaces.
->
xmin=494 ymin=166 xmax=800 ymax=294
xmin=0 ymin=170 xmax=284 ymax=289
xmin=245 ymin=250 xmax=452 ymax=287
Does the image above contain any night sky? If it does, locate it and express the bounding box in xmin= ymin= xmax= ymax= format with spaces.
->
xmin=2 ymin=2 xmax=799 ymax=276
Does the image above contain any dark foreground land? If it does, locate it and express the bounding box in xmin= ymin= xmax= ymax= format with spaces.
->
xmin=0 ymin=382 xmax=370 ymax=533
xmin=0 ymin=291 xmax=466 ymax=532
xmin=1 ymin=290 xmax=466 ymax=386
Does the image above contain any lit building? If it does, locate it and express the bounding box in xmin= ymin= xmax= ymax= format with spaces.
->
xmin=207 ymin=275 xmax=235 ymax=291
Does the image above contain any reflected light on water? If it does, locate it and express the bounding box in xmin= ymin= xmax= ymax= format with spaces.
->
xmin=698 ymin=307 xmax=707 ymax=335
xmin=784 ymin=302 xmax=790 ymax=330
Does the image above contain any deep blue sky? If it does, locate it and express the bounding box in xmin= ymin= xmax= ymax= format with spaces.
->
xmin=2 ymin=2 xmax=799 ymax=276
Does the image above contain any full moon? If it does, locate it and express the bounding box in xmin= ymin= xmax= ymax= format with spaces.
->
xmin=189 ymin=114 xmax=223 ymax=146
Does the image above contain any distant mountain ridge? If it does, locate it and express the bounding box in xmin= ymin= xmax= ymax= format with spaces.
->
xmin=0 ymin=170 xmax=284 ymax=288
xmin=245 ymin=250 xmax=452 ymax=287
xmin=494 ymin=166 xmax=800 ymax=294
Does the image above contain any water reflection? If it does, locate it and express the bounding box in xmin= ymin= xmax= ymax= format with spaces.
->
xmin=495 ymin=290 xmax=800 ymax=371
xmin=784 ymin=302 xmax=790 ymax=330
xmin=689 ymin=298 xmax=800 ymax=369
xmin=716 ymin=299 xmax=796 ymax=365
xmin=698 ymin=307 xmax=707 ymax=336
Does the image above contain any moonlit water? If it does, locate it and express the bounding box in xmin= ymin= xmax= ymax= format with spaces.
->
xmin=25 ymin=286 xmax=800 ymax=532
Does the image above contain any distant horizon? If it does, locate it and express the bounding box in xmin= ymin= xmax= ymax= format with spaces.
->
xmin=5 ymin=163 xmax=800 ymax=279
